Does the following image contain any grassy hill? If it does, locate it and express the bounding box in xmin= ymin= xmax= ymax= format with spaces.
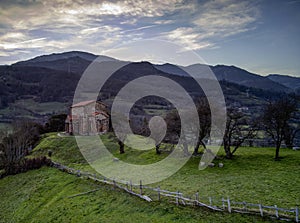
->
xmin=32 ymin=133 xmax=300 ymax=207
xmin=1 ymin=133 xmax=299 ymax=222
xmin=0 ymin=167 xmax=274 ymax=223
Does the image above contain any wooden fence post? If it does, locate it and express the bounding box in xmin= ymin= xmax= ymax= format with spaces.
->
xmin=243 ymin=201 xmax=247 ymax=211
xmin=195 ymin=192 xmax=199 ymax=206
xmin=295 ymin=206 xmax=299 ymax=223
xmin=157 ymin=186 xmax=160 ymax=201
xmin=140 ymin=180 xmax=143 ymax=195
xmin=222 ymin=197 xmax=225 ymax=210
xmin=130 ymin=180 xmax=132 ymax=192
xmin=113 ymin=179 xmax=116 ymax=189
xmin=77 ymin=170 xmax=81 ymax=177
xmin=259 ymin=204 xmax=264 ymax=217
xmin=209 ymin=197 xmax=212 ymax=206
xmin=227 ymin=198 xmax=231 ymax=213
xmin=176 ymin=191 xmax=179 ymax=205
xmin=275 ymin=205 xmax=279 ymax=218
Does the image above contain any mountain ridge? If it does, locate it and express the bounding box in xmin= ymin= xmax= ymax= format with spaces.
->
xmin=1 ymin=51 xmax=299 ymax=101
xmin=6 ymin=51 xmax=299 ymax=92
xmin=0 ymin=51 xmax=296 ymax=125
xmin=267 ymin=74 xmax=300 ymax=92
xmin=13 ymin=51 xmax=115 ymax=64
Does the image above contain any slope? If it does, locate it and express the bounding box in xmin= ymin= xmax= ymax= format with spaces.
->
xmin=0 ymin=167 xmax=272 ymax=222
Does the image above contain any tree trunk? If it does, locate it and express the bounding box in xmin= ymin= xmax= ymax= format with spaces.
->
xmin=275 ymin=143 xmax=280 ymax=160
xmin=224 ymin=145 xmax=233 ymax=159
xmin=155 ymin=144 xmax=161 ymax=154
xmin=183 ymin=141 xmax=189 ymax=156
xmin=285 ymin=140 xmax=293 ymax=149
xmin=201 ymin=140 xmax=207 ymax=150
xmin=193 ymin=139 xmax=201 ymax=155
xmin=193 ymin=139 xmax=207 ymax=155
xmin=118 ymin=140 xmax=125 ymax=154
xmin=225 ymin=151 xmax=233 ymax=159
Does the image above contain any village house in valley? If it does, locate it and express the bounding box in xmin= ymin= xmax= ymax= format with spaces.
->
xmin=65 ymin=100 xmax=109 ymax=135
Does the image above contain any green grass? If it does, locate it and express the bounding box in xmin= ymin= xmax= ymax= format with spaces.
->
xmin=155 ymin=148 xmax=300 ymax=207
xmin=0 ymin=106 xmax=32 ymax=117
xmin=14 ymin=99 xmax=68 ymax=115
xmin=0 ymin=99 xmax=68 ymax=118
xmin=0 ymin=167 xmax=276 ymax=222
xmin=32 ymin=133 xmax=300 ymax=208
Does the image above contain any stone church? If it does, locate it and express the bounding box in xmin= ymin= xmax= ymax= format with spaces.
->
xmin=65 ymin=100 xmax=109 ymax=135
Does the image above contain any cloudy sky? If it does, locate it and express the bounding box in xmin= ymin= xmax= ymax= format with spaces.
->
xmin=0 ymin=0 xmax=299 ymax=76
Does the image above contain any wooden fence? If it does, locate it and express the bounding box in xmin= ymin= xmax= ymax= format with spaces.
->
xmin=51 ymin=161 xmax=299 ymax=222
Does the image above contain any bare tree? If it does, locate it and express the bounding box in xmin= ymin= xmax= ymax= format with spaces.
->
xmin=165 ymin=110 xmax=192 ymax=156
xmin=165 ymin=110 xmax=181 ymax=150
xmin=283 ymin=113 xmax=300 ymax=149
xmin=193 ymin=98 xmax=211 ymax=155
xmin=223 ymin=108 xmax=256 ymax=159
xmin=165 ymin=109 xmax=198 ymax=156
xmin=117 ymin=139 xmax=125 ymax=154
xmin=261 ymin=97 xmax=298 ymax=160
xmin=0 ymin=120 xmax=42 ymax=171
xmin=138 ymin=117 xmax=166 ymax=155
xmin=111 ymin=112 xmax=128 ymax=154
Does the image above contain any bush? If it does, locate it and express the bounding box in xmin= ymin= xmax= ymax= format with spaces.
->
xmin=0 ymin=156 xmax=52 ymax=178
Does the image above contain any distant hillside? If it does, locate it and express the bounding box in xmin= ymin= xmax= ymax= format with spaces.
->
xmin=14 ymin=51 xmax=114 ymax=64
xmin=0 ymin=51 xmax=295 ymax=124
xmin=155 ymin=63 xmax=290 ymax=93
xmin=13 ymin=51 xmax=116 ymax=74
xmin=8 ymin=51 xmax=292 ymax=94
xmin=267 ymin=74 xmax=300 ymax=92
xmin=211 ymin=65 xmax=289 ymax=93
xmin=13 ymin=57 xmax=93 ymax=75
xmin=155 ymin=63 xmax=189 ymax=76
xmin=0 ymin=65 xmax=80 ymax=104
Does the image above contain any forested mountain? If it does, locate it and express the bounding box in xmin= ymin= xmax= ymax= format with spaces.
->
xmin=0 ymin=51 xmax=298 ymax=124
